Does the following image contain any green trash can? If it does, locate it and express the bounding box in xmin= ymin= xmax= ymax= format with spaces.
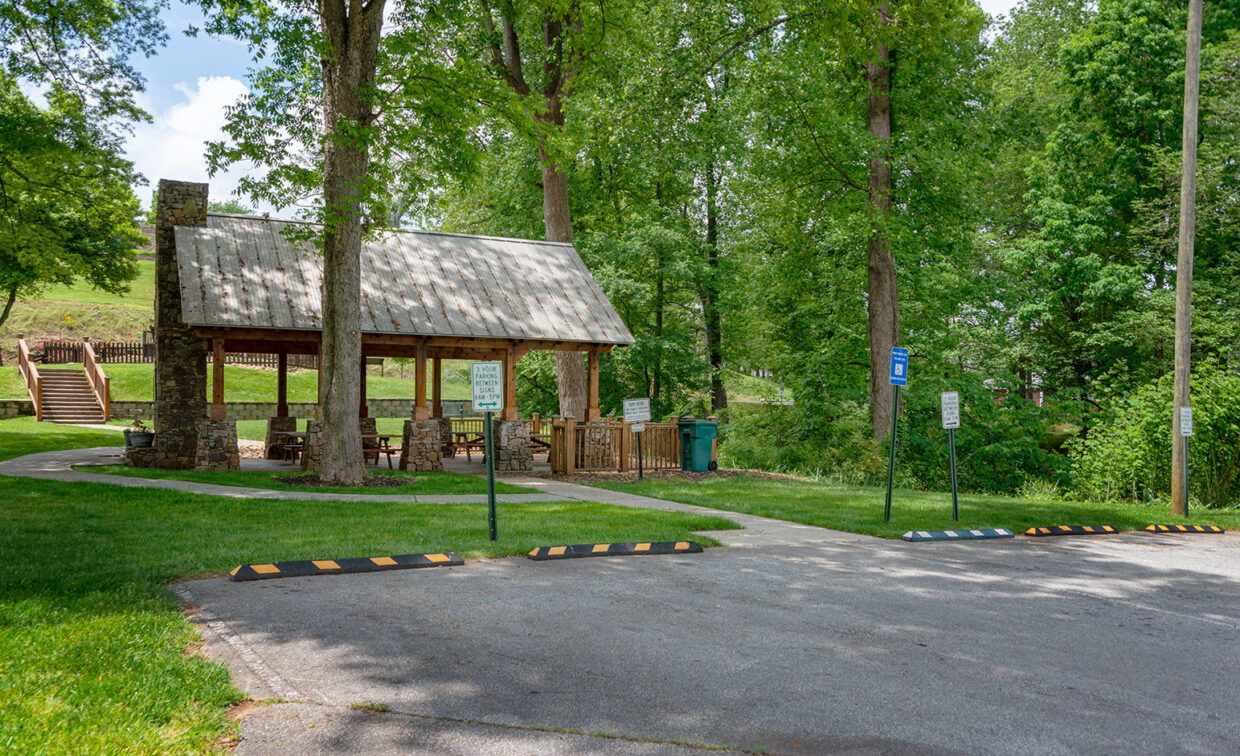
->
xmin=678 ymin=418 xmax=718 ymax=472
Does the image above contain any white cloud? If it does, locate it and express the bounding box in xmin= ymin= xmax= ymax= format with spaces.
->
xmin=126 ymin=75 xmax=270 ymax=213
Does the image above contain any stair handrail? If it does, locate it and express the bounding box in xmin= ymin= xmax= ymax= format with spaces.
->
xmin=81 ymin=337 xmax=111 ymax=421
xmin=17 ymin=333 xmax=42 ymax=421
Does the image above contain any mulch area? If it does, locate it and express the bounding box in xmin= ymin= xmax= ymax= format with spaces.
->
xmin=507 ymin=468 xmax=801 ymax=484
xmin=273 ymin=474 xmax=412 ymax=489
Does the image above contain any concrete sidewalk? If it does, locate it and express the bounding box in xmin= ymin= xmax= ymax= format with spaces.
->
xmin=0 ymin=447 xmax=574 ymax=505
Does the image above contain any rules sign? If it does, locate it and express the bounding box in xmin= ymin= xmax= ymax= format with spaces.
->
xmin=941 ymin=391 xmax=961 ymax=430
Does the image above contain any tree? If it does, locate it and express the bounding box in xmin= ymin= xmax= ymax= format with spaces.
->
xmin=199 ymin=0 xmax=388 ymax=485
xmin=0 ymin=0 xmax=156 ymax=334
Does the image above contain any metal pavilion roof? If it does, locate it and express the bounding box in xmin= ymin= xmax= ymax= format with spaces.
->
xmin=174 ymin=214 xmax=634 ymax=346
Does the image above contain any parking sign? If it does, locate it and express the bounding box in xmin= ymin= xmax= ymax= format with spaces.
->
xmin=471 ymin=361 xmax=504 ymax=413
xmin=941 ymin=391 xmax=960 ymax=430
xmin=889 ymin=347 xmax=909 ymax=386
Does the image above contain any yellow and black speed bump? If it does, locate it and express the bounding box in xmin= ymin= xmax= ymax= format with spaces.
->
xmin=1024 ymin=525 xmax=1118 ymax=537
xmin=902 ymin=528 xmax=1015 ymax=542
xmin=527 ymin=541 xmax=702 ymax=561
xmin=229 ymin=552 xmax=463 ymax=582
xmin=1146 ymin=524 xmax=1225 ymax=534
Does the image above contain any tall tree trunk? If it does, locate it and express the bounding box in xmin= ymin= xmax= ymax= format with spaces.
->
xmin=317 ymin=0 xmax=385 ymax=485
xmin=701 ymin=157 xmax=727 ymax=413
xmin=866 ymin=1 xmax=899 ymax=441
xmin=539 ymin=87 xmax=588 ymax=419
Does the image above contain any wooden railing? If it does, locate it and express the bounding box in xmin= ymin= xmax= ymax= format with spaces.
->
xmin=549 ymin=419 xmax=682 ymax=474
xmin=17 ymin=334 xmax=42 ymax=421
xmin=82 ymin=338 xmax=111 ymax=421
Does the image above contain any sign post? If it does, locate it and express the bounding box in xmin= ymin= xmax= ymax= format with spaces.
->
xmin=941 ymin=391 xmax=961 ymax=522
xmin=884 ymin=347 xmax=909 ymax=523
xmin=1180 ymin=406 xmax=1193 ymax=517
xmin=623 ymin=398 xmax=652 ymax=481
xmin=471 ymin=361 xmax=504 ymax=541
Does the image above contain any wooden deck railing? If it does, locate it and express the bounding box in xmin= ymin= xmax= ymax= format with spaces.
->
xmin=549 ymin=419 xmax=681 ymax=474
xmin=82 ymin=338 xmax=111 ymax=421
xmin=17 ymin=334 xmax=42 ymax=421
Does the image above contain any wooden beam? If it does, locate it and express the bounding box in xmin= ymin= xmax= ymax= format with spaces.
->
xmin=432 ymin=358 xmax=442 ymax=418
xmin=359 ymin=354 xmax=368 ymax=418
xmin=277 ymin=351 xmax=288 ymax=417
xmin=414 ymin=342 xmax=429 ymax=420
xmin=587 ymin=350 xmax=600 ymax=421
xmin=502 ymin=345 xmax=518 ymax=421
xmin=191 ymin=326 xmax=622 ymax=354
xmin=210 ymin=337 xmax=226 ymax=420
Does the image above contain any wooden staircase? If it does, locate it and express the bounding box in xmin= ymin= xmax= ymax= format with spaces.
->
xmin=17 ymin=335 xmax=110 ymax=424
xmin=38 ymin=369 xmax=106 ymax=424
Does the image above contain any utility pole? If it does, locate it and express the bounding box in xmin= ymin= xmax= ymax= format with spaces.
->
xmin=1172 ymin=0 xmax=1203 ymax=516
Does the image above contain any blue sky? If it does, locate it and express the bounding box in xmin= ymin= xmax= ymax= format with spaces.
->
xmin=126 ymin=0 xmax=1023 ymax=216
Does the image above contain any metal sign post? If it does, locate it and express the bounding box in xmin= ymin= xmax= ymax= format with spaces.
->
xmin=624 ymin=399 xmax=652 ymax=482
xmin=472 ymin=361 xmax=504 ymax=541
xmin=941 ymin=391 xmax=961 ymax=522
xmin=1180 ymin=406 xmax=1193 ymax=517
xmin=884 ymin=347 xmax=909 ymax=523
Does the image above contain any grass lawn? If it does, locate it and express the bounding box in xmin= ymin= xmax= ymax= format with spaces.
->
xmin=0 ymin=416 xmax=122 ymax=460
xmin=587 ymin=475 xmax=1240 ymax=539
xmin=0 ymin=418 xmax=738 ymax=752
xmin=81 ymin=465 xmax=535 ymax=495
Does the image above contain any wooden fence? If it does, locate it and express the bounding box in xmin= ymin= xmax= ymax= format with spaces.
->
xmin=37 ymin=339 xmax=318 ymax=369
xmin=548 ymin=419 xmax=682 ymax=474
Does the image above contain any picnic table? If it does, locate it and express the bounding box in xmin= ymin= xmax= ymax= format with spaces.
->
xmin=268 ymin=431 xmax=402 ymax=468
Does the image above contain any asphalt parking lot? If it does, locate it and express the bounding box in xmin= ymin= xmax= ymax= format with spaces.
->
xmin=183 ymin=528 xmax=1240 ymax=755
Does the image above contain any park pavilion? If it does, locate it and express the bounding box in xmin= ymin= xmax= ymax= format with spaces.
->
xmin=175 ymin=213 xmax=634 ymax=424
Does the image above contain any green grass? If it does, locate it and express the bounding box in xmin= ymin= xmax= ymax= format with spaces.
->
xmin=80 ymin=465 xmax=535 ymax=495
xmin=0 ymin=418 xmax=737 ymax=752
xmin=33 ymin=260 xmax=158 ymax=307
xmin=587 ymin=475 xmax=1240 ymax=538
xmin=0 ymin=416 xmax=122 ymax=461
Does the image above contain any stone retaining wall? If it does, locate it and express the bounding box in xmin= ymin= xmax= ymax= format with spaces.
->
xmin=0 ymin=400 xmax=33 ymax=419
xmin=110 ymin=399 xmax=421 ymax=421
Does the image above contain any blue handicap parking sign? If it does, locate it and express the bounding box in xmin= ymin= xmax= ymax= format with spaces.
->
xmin=889 ymin=347 xmax=909 ymax=386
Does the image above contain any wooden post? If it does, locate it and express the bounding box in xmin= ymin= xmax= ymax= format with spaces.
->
xmin=532 ymin=412 xmax=540 ymax=434
xmin=619 ymin=423 xmax=630 ymax=473
xmin=359 ymin=354 xmax=368 ymax=417
xmin=210 ymin=337 xmax=226 ymax=420
xmin=564 ymin=417 xmax=577 ymax=475
xmin=1172 ymin=0 xmax=1203 ymax=517
xmin=586 ymin=350 xmax=600 ymax=421
xmin=432 ymin=358 xmax=442 ymax=418
xmin=502 ymin=345 xmax=518 ymax=421
xmin=414 ymin=342 xmax=429 ymax=420
xmin=277 ymin=351 xmax=288 ymax=417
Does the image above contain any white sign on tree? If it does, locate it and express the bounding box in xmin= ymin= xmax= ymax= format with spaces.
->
xmin=623 ymin=398 xmax=652 ymax=424
xmin=941 ymin=391 xmax=961 ymax=430
xmin=471 ymin=361 xmax=504 ymax=413
xmin=1180 ymin=406 xmax=1193 ymax=437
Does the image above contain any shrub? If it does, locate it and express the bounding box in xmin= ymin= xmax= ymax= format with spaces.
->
xmin=1069 ymin=361 xmax=1240 ymax=508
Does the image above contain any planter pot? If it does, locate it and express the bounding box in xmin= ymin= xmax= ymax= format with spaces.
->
xmin=124 ymin=430 xmax=155 ymax=448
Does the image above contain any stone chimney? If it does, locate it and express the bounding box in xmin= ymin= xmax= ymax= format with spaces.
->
xmin=152 ymin=179 xmax=209 ymax=469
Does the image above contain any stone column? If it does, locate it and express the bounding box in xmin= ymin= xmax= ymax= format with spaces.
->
xmin=194 ymin=419 xmax=240 ymax=471
xmin=300 ymin=420 xmax=324 ymax=472
xmin=494 ymin=418 xmax=532 ymax=472
xmin=150 ymin=179 xmax=209 ymax=470
xmin=400 ymin=419 xmax=444 ymax=471
xmin=438 ymin=416 xmax=455 ymax=458
xmin=264 ymin=416 xmax=299 ymax=460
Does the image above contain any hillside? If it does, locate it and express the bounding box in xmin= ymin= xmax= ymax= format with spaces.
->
xmin=0 ymin=260 xmax=156 ymax=364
